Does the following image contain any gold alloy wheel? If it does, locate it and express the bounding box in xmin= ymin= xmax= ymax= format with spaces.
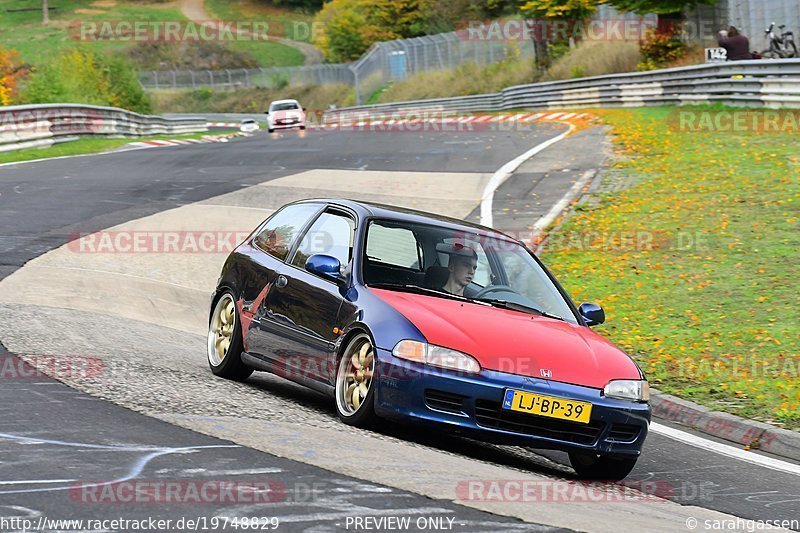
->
xmin=336 ymin=336 xmax=375 ymax=415
xmin=208 ymin=294 xmax=236 ymax=367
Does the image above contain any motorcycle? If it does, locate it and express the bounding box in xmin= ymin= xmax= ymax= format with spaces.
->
xmin=760 ymin=22 xmax=797 ymax=59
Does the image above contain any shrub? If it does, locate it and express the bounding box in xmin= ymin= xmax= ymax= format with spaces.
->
xmin=20 ymin=48 xmax=151 ymax=113
xmin=375 ymin=55 xmax=536 ymax=103
xmin=150 ymin=84 xmax=355 ymax=114
xmin=543 ymin=40 xmax=642 ymax=81
xmin=0 ymin=47 xmax=25 ymax=105
xmin=637 ymin=28 xmax=687 ymax=71
xmin=125 ymin=42 xmax=258 ymax=71
xmin=314 ymin=0 xmax=428 ymax=62
xmin=107 ymin=55 xmax=152 ymax=113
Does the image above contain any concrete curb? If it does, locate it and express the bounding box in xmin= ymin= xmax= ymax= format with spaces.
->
xmin=650 ymin=389 xmax=800 ymax=462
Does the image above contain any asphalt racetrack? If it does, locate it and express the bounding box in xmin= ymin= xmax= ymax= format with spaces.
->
xmin=0 ymin=124 xmax=797 ymax=532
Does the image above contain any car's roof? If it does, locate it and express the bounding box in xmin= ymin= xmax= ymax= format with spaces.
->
xmin=269 ymin=99 xmax=300 ymax=105
xmin=293 ymin=198 xmax=520 ymax=243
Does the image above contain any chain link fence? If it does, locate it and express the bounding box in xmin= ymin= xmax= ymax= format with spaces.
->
xmin=138 ymin=29 xmax=534 ymax=104
xmin=138 ymin=64 xmax=354 ymax=91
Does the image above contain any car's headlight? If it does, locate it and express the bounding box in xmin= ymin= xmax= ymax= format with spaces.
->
xmin=604 ymin=379 xmax=650 ymax=402
xmin=392 ymin=340 xmax=481 ymax=374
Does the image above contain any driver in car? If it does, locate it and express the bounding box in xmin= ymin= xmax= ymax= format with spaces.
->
xmin=441 ymin=243 xmax=478 ymax=296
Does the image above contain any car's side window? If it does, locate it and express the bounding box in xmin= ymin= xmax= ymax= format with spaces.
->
xmin=253 ymin=204 xmax=320 ymax=261
xmin=366 ymin=224 xmax=422 ymax=270
xmin=290 ymin=211 xmax=355 ymax=270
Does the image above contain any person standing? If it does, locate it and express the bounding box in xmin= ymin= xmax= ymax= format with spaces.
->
xmin=718 ymin=26 xmax=753 ymax=60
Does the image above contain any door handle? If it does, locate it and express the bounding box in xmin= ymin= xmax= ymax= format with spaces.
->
xmin=275 ymin=275 xmax=288 ymax=288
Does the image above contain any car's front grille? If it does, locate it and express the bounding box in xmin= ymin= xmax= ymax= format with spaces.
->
xmin=606 ymin=423 xmax=641 ymax=443
xmin=425 ymin=390 xmax=467 ymax=414
xmin=474 ymin=399 xmax=603 ymax=445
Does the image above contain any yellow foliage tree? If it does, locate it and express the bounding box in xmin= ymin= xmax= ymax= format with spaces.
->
xmin=314 ymin=0 xmax=430 ymax=62
xmin=520 ymin=0 xmax=599 ymax=19
xmin=0 ymin=47 xmax=24 ymax=105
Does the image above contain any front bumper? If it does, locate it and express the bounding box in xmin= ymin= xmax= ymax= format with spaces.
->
xmin=270 ymin=121 xmax=305 ymax=130
xmin=374 ymin=348 xmax=650 ymax=456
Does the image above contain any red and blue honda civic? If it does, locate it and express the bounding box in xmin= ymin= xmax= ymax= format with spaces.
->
xmin=207 ymin=198 xmax=650 ymax=480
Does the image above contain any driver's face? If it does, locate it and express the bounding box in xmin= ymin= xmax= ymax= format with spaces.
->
xmin=450 ymin=256 xmax=478 ymax=287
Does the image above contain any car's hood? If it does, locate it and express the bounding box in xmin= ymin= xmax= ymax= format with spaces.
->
xmin=370 ymin=288 xmax=642 ymax=389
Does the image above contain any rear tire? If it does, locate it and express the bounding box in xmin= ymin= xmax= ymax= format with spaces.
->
xmin=569 ymin=452 xmax=638 ymax=481
xmin=207 ymin=291 xmax=253 ymax=381
xmin=268 ymin=128 xmax=275 ymax=133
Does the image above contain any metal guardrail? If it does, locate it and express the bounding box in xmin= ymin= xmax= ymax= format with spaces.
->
xmin=326 ymin=59 xmax=800 ymax=120
xmin=0 ymin=104 xmax=208 ymax=153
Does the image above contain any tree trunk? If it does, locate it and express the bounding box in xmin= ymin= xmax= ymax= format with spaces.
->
xmin=526 ymin=19 xmax=551 ymax=74
xmin=43 ymin=0 xmax=49 ymax=24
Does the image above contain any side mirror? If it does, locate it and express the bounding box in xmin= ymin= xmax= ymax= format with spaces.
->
xmin=306 ymin=254 xmax=344 ymax=284
xmin=264 ymin=111 xmax=269 ymax=115
xmin=579 ymin=302 xmax=605 ymax=326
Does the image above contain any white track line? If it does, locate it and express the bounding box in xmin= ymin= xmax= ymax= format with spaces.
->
xmin=651 ymin=422 xmax=800 ymax=476
xmin=530 ymin=168 xmax=595 ymax=238
xmin=479 ymin=123 xmax=575 ymax=227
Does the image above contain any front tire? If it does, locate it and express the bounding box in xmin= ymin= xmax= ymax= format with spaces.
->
xmin=207 ymin=291 xmax=253 ymax=381
xmin=335 ymin=333 xmax=379 ymax=427
xmin=569 ymin=452 xmax=638 ymax=481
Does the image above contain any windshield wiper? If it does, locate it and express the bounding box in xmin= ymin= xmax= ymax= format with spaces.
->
xmin=478 ymin=299 xmax=565 ymax=321
xmin=368 ymin=283 xmax=490 ymax=305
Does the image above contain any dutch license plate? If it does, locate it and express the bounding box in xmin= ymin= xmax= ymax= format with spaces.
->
xmin=502 ymin=389 xmax=592 ymax=424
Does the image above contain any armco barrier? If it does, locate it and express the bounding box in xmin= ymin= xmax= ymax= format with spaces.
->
xmin=325 ymin=59 xmax=800 ymax=120
xmin=0 ymin=104 xmax=207 ymax=153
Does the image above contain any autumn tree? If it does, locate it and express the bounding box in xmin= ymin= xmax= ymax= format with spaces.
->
xmin=314 ymin=0 xmax=430 ymax=62
xmin=520 ymin=0 xmax=598 ymax=73
xmin=0 ymin=48 xmax=25 ymax=105
xmin=607 ymin=0 xmax=717 ymax=16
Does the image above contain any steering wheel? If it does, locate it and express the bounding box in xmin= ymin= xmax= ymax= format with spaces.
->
xmin=473 ymin=284 xmax=516 ymax=299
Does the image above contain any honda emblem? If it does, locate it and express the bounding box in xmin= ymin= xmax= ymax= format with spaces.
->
xmin=540 ymin=369 xmax=553 ymax=378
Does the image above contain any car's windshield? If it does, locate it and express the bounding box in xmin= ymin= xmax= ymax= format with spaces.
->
xmin=362 ymin=219 xmax=578 ymax=324
xmin=270 ymin=102 xmax=300 ymax=111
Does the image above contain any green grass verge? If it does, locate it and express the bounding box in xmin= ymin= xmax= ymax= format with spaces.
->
xmin=540 ymin=106 xmax=799 ymax=428
xmin=204 ymin=0 xmax=315 ymax=42
xmin=224 ymin=40 xmax=304 ymax=68
xmin=203 ymin=0 xmax=307 ymax=66
xmin=0 ymin=0 xmax=303 ymax=67
xmin=149 ymin=84 xmax=353 ymax=114
xmin=0 ymin=0 xmax=185 ymax=64
xmin=0 ymin=130 xmax=235 ymax=165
